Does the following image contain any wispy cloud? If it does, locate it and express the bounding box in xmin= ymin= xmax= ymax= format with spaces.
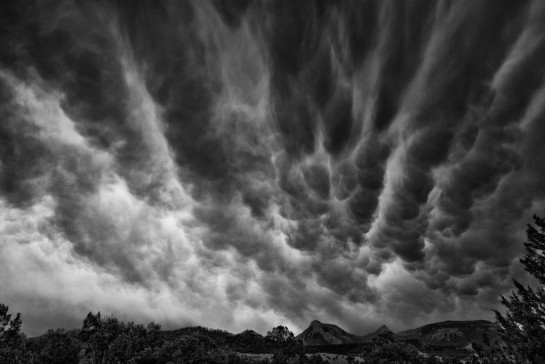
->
xmin=1 ymin=0 xmax=545 ymax=337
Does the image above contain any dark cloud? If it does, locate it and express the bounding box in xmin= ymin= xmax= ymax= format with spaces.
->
xmin=2 ymin=0 xmax=545 ymax=338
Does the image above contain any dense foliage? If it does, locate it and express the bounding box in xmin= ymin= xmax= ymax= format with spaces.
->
xmin=495 ymin=215 xmax=545 ymax=363
xmin=0 ymin=304 xmax=26 ymax=363
xmin=8 ymin=243 xmax=544 ymax=364
xmin=352 ymin=332 xmax=443 ymax=364
xmin=0 ymin=305 xmax=495 ymax=363
xmin=0 ymin=310 xmax=332 ymax=364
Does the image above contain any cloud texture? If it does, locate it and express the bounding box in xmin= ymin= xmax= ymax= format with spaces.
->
xmin=2 ymin=0 xmax=545 ymax=336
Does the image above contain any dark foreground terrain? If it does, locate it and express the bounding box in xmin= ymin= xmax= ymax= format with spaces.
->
xmin=1 ymin=306 xmax=507 ymax=364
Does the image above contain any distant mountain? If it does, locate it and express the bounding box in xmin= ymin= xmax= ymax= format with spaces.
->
xmin=396 ymin=320 xmax=498 ymax=347
xmin=357 ymin=324 xmax=392 ymax=342
xmin=295 ymin=320 xmax=395 ymax=346
xmin=295 ymin=320 xmax=359 ymax=346
xmin=296 ymin=319 xmax=497 ymax=348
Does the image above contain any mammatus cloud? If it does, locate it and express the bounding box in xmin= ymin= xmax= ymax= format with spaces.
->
xmin=1 ymin=0 xmax=545 ymax=337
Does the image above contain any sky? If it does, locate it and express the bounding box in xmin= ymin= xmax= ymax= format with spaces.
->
xmin=1 ymin=0 xmax=545 ymax=338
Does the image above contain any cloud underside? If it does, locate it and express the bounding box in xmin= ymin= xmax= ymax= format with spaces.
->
xmin=2 ymin=0 xmax=545 ymax=336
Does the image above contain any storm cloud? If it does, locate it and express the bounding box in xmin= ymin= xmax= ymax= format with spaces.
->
xmin=1 ymin=0 xmax=545 ymax=337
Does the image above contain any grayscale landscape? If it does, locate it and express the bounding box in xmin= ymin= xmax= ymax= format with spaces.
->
xmin=1 ymin=0 xmax=544 ymax=363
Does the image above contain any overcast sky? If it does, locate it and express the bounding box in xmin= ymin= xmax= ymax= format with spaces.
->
xmin=2 ymin=0 xmax=545 ymax=338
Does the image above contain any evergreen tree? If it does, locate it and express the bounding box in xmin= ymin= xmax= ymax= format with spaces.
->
xmin=0 ymin=304 xmax=26 ymax=363
xmin=495 ymin=215 xmax=545 ymax=363
xmin=0 ymin=304 xmax=22 ymax=345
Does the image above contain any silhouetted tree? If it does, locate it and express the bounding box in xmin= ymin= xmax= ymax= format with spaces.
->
xmin=364 ymin=332 xmax=421 ymax=363
xmin=266 ymin=326 xmax=304 ymax=364
xmin=0 ymin=304 xmax=22 ymax=344
xmin=359 ymin=332 xmax=443 ymax=363
xmin=0 ymin=304 xmax=27 ymax=363
xmin=470 ymin=334 xmax=510 ymax=364
xmin=37 ymin=328 xmax=81 ymax=364
xmin=266 ymin=326 xmax=294 ymax=344
xmin=495 ymin=215 xmax=545 ymax=363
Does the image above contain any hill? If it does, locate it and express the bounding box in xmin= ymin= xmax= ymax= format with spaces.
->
xmin=295 ymin=320 xmax=395 ymax=346
xmin=295 ymin=320 xmax=359 ymax=345
xmin=296 ymin=319 xmax=497 ymax=349
xmin=396 ymin=320 xmax=498 ymax=347
xmin=357 ymin=324 xmax=393 ymax=342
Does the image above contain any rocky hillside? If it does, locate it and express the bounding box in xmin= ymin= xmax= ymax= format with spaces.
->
xmin=357 ymin=324 xmax=393 ymax=342
xmin=295 ymin=320 xmax=359 ymax=345
xmin=295 ymin=320 xmax=396 ymax=346
xmin=296 ymin=319 xmax=497 ymax=348
xmin=396 ymin=320 xmax=498 ymax=346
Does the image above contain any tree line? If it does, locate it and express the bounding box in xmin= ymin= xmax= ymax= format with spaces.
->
xmin=1 ymin=215 xmax=544 ymax=363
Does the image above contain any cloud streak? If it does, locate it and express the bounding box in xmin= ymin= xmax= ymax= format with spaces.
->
xmin=2 ymin=0 xmax=545 ymax=337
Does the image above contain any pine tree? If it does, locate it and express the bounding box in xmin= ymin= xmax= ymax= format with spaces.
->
xmin=0 ymin=304 xmax=22 ymax=344
xmin=495 ymin=215 xmax=545 ymax=363
xmin=0 ymin=304 xmax=26 ymax=363
xmin=521 ymin=216 xmax=545 ymax=285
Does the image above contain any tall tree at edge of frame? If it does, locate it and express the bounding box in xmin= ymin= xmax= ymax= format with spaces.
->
xmin=495 ymin=215 xmax=545 ymax=363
